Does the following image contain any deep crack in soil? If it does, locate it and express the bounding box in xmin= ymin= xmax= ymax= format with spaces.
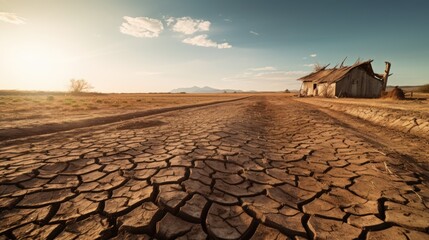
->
xmin=0 ymin=96 xmax=428 ymax=239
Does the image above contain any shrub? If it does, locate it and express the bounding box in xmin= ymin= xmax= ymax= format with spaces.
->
xmin=69 ymin=79 xmax=92 ymax=93
xmin=47 ymin=96 xmax=54 ymax=101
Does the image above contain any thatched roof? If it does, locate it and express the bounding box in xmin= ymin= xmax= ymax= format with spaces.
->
xmin=298 ymin=60 xmax=382 ymax=83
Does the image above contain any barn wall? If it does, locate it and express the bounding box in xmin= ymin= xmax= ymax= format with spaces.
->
xmin=317 ymin=83 xmax=336 ymax=97
xmin=301 ymin=81 xmax=316 ymax=96
xmin=335 ymin=68 xmax=382 ymax=98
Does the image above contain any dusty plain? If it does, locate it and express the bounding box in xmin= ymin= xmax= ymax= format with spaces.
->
xmin=0 ymin=92 xmax=248 ymax=130
xmin=0 ymin=93 xmax=428 ymax=239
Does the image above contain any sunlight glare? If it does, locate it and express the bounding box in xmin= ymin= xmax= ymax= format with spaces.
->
xmin=6 ymin=42 xmax=71 ymax=90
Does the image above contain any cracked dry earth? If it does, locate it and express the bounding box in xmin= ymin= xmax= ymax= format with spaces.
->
xmin=0 ymin=96 xmax=428 ymax=240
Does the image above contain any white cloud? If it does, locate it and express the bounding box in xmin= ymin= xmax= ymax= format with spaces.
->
xmin=164 ymin=16 xmax=175 ymax=26
xmin=182 ymin=34 xmax=232 ymax=49
xmin=169 ymin=17 xmax=211 ymax=35
xmin=224 ymin=18 xmax=232 ymax=22
xmin=304 ymin=63 xmax=316 ymax=68
xmin=0 ymin=12 xmax=26 ymax=25
xmin=310 ymin=53 xmax=317 ymax=57
xmin=250 ymin=31 xmax=259 ymax=36
xmin=249 ymin=66 xmax=276 ymax=71
xmin=217 ymin=42 xmax=232 ymax=49
xmin=120 ymin=16 xmax=164 ymax=38
xmin=121 ymin=15 xmax=232 ymax=49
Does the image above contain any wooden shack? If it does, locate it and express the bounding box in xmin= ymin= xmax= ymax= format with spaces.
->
xmin=298 ymin=60 xmax=386 ymax=98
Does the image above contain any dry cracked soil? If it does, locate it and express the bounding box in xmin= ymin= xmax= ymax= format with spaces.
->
xmin=0 ymin=96 xmax=428 ymax=240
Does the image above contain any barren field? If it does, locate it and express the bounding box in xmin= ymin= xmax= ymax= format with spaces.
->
xmin=0 ymin=92 xmax=254 ymax=141
xmin=0 ymin=94 xmax=428 ymax=239
xmin=0 ymin=93 xmax=248 ymax=130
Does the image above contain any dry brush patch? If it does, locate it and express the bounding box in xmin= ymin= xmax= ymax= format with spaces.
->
xmin=0 ymin=92 xmax=250 ymax=130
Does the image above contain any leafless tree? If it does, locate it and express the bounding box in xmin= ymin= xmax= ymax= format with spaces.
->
xmin=69 ymin=79 xmax=92 ymax=93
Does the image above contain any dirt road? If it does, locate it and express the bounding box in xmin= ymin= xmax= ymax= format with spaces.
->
xmin=0 ymin=96 xmax=428 ymax=239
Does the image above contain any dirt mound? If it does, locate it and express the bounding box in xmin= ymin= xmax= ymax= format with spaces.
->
xmin=387 ymin=86 xmax=405 ymax=100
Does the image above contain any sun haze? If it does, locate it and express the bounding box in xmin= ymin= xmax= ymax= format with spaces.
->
xmin=1 ymin=0 xmax=428 ymax=92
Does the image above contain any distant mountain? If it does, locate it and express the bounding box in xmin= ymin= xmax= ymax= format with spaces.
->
xmin=170 ymin=86 xmax=243 ymax=93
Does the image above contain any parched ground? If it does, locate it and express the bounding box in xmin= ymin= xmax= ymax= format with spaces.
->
xmin=0 ymin=93 xmax=245 ymax=130
xmin=0 ymin=93 xmax=249 ymax=141
xmin=0 ymin=95 xmax=428 ymax=239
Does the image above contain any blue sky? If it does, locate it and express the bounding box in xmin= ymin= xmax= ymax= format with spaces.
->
xmin=1 ymin=0 xmax=428 ymax=92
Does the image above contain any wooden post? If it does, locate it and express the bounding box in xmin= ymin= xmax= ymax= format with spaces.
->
xmin=382 ymin=61 xmax=391 ymax=92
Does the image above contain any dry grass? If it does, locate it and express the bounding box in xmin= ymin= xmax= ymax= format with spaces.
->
xmin=299 ymin=93 xmax=429 ymax=112
xmin=417 ymin=84 xmax=429 ymax=93
xmin=0 ymin=92 xmax=257 ymax=129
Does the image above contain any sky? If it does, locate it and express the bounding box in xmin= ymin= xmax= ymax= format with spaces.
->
xmin=1 ymin=0 xmax=428 ymax=92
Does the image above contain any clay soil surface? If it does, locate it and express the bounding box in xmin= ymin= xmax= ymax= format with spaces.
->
xmin=0 ymin=94 xmax=428 ymax=239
